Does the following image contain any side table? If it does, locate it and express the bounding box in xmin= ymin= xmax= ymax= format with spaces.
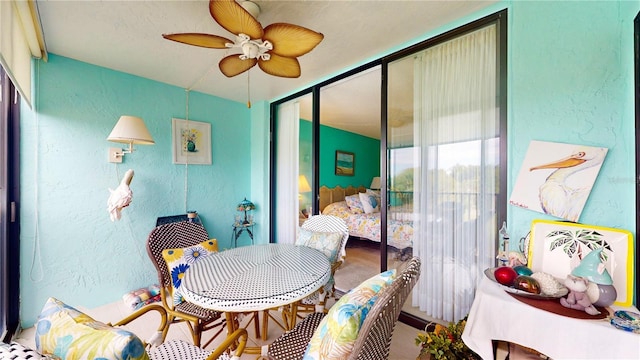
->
xmin=232 ymin=222 xmax=254 ymax=247
xmin=462 ymin=276 xmax=640 ymax=359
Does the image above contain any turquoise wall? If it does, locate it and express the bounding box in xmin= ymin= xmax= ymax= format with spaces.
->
xmin=320 ymin=124 xmax=380 ymax=189
xmin=376 ymin=0 xmax=638 ymax=245
xmin=507 ymin=0 xmax=638 ymax=244
xmin=298 ymin=119 xmax=380 ymax=209
xmin=17 ymin=0 xmax=640 ymax=326
xmin=299 ymin=119 xmax=380 ymax=190
xmin=19 ymin=55 xmax=260 ymax=327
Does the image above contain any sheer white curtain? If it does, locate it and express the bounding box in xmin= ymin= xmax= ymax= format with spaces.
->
xmin=275 ymin=101 xmax=301 ymax=244
xmin=411 ymin=25 xmax=499 ymax=323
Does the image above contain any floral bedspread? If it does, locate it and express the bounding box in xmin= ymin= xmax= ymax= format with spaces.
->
xmin=322 ymin=201 xmax=413 ymax=250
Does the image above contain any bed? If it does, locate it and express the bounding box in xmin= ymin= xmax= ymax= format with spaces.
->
xmin=318 ymin=185 xmax=414 ymax=257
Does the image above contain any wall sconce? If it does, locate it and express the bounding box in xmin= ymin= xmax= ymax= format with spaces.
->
xmin=370 ymin=176 xmax=381 ymax=190
xmin=107 ymin=115 xmax=155 ymax=163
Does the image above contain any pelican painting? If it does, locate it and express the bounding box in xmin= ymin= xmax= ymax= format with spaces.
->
xmin=509 ymin=141 xmax=608 ymax=222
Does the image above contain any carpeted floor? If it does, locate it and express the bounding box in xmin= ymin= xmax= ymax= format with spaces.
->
xmin=334 ymin=241 xmax=379 ymax=292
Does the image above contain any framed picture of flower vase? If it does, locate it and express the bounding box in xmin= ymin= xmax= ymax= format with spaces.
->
xmin=172 ymin=118 xmax=212 ymax=165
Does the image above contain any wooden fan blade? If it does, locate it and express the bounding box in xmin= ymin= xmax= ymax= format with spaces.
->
xmin=219 ymin=55 xmax=257 ymax=77
xmin=263 ymin=23 xmax=324 ymax=58
xmin=162 ymin=33 xmax=231 ymax=49
xmin=210 ymin=0 xmax=263 ymax=40
xmin=258 ymin=53 xmax=300 ymax=78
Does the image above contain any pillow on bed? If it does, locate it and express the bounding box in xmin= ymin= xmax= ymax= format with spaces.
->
xmin=359 ymin=192 xmax=380 ymax=214
xmin=345 ymin=194 xmax=365 ymax=214
xmin=322 ymin=201 xmax=351 ymax=218
xmin=366 ymin=189 xmax=381 ymax=196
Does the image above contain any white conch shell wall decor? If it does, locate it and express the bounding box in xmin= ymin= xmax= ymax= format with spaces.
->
xmin=107 ymin=169 xmax=134 ymax=221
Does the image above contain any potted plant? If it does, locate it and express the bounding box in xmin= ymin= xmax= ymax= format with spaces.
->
xmin=415 ymin=316 xmax=480 ymax=360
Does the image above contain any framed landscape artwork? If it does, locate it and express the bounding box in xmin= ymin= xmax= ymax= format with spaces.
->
xmin=335 ymin=150 xmax=354 ymax=176
xmin=172 ymin=118 xmax=212 ymax=165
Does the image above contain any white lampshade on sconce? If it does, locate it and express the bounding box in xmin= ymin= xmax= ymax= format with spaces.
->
xmin=107 ymin=115 xmax=155 ymax=163
xmin=370 ymin=176 xmax=381 ymax=190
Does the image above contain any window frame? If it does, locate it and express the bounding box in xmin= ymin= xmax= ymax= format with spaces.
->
xmin=1 ymin=66 xmax=21 ymax=342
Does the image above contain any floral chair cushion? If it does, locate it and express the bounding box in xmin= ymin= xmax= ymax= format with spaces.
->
xmin=35 ymin=297 xmax=148 ymax=360
xmin=296 ymin=228 xmax=343 ymax=264
xmin=302 ymin=269 xmax=397 ymax=359
xmin=162 ymin=239 xmax=218 ymax=305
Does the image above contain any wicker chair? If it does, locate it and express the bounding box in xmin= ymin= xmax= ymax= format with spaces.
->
xmin=262 ymin=215 xmax=349 ymax=339
xmin=147 ymin=220 xmax=259 ymax=347
xmin=113 ymin=305 xmax=249 ymax=360
xmin=146 ymin=221 xmax=225 ymax=347
xmin=4 ymin=302 xmax=248 ymax=360
xmin=295 ymin=215 xmax=349 ymax=309
xmin=264 ymin=256 xmax=421 ymax=360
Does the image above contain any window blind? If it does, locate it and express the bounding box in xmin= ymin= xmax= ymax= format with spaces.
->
xmin=0 ymin=0 xmax=46 ymax=108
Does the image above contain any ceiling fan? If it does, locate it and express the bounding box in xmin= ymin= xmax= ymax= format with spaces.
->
xmin=163 ymin=0 xmax=324 ymax=79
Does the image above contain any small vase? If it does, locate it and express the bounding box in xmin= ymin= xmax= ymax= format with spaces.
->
xmin=187 ymin=140 xmax=196 ymax=152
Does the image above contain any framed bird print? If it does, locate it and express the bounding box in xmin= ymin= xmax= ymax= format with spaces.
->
xmin=509 ymin=140 xmax=607 ymax=222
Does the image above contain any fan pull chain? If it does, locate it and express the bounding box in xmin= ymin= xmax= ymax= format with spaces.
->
xmin=247 ymin=70 xmax=252 ymax=108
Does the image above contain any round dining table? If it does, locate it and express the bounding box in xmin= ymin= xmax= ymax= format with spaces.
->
xmin=181 ymin=243 xmax=331 ymax=353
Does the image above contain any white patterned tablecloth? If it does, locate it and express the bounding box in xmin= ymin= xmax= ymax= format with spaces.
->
xmin=181 ymin=243 xmax=330 ymax=312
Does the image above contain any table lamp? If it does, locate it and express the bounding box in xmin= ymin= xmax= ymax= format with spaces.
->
xmin=298 ymin=175 xmax=311 ymax=195
xmin=370 ymin=176 xmax=381 ymax=190
xmin=236 ymin=198 xmax=255 ymax=225
xmin=298 ymin=175 xmax=311 ymax=217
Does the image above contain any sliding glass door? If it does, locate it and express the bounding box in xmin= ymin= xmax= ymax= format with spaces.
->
xmin=271 ymin=11 xmax=506 ymax=327
xmin=319 ymin=68 xmax=382 ymax=294
xmin=386 ymin=18 xmax=505 ymax=324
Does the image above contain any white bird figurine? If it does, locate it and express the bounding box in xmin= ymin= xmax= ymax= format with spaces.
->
xmin=107 ymin=169 xmax=134 ymax=221
xmin=530 ymin=147 xmax=607 ymax=222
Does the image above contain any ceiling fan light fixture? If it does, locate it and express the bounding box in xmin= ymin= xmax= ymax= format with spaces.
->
xmin=239 ymin=1 xmax=260 ymax=19
xmin=164 ymin=0 xmax=323 ymax=79
xmin=230 ymin=34 xmax=273 ymax=60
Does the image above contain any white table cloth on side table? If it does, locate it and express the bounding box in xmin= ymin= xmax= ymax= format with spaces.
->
xmin=462 ymin=276 xmax=640 ymax=360
xmin=181 ymin=243 xmax=331 ymax=353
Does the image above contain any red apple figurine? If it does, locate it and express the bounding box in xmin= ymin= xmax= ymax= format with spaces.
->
xmin=494 ymin=266 xmax=517 ymax=286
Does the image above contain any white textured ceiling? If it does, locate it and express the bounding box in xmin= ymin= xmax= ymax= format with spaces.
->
xmin=36 ymin=0 xmax=497 ymax=138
